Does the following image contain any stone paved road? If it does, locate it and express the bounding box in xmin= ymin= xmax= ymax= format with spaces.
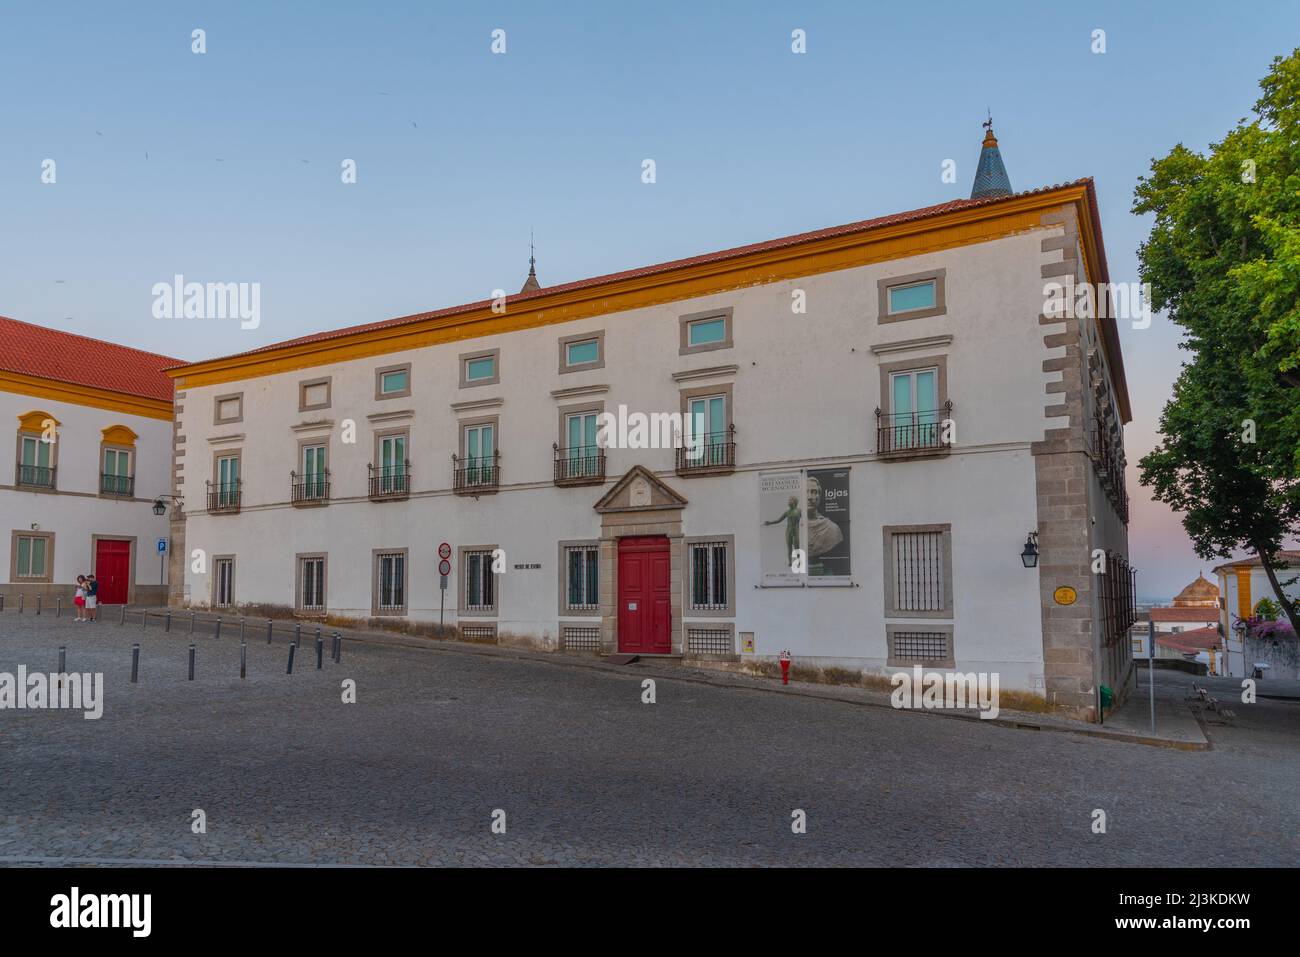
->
xmin=0 ymin=613 xmax=1296 ymax=866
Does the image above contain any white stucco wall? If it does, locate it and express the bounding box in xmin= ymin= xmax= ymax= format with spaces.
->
xmin=0 ymin=389 xmax=173 ymax=596
xmin=176 ymin=225 xmax=1113 ymax=692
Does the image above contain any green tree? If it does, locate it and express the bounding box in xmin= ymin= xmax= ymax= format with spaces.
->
xmin=1135 ymin=50 xmax=1300 ymax=635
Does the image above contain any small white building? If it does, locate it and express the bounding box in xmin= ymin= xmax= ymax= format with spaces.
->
xmin=1214 ymin=552 xmax=1300 ymax=678
xmin=167 ymin=130 xmax=1136 ymax=721
xmin=0 ymin=317 xmax=177 ymax=606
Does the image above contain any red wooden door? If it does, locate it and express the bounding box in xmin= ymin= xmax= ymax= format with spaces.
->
xmin=94 ymin=539 xmax=131 ymax=604
xmin=617 ymin=536 xmax=672 ymax=654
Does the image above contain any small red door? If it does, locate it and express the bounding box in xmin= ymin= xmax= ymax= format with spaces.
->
xmin=617 ymin=536 xmax=672 ymax=654
xmin=94 ymin=539 xmax=131 ymax=604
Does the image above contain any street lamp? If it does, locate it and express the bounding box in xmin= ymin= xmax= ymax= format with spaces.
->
xmin=152 ymin=494 xmax=183 ymax=516
xmin=1020 ymin=532 xmax=1040 ymax=568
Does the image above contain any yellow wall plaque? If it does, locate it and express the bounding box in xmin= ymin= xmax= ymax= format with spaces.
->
xmin=1054 ymin=586 xmax=1078 ymax=606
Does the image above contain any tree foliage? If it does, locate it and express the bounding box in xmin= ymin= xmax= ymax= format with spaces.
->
xmin=1135 ymin=49 xmax=1300 ymax=633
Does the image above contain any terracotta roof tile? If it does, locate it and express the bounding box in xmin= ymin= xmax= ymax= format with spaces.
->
xmin=0 ymin=316 xmax=178 ymax=402
xmin=1156 ymin=626 xmax=1222 ymax=655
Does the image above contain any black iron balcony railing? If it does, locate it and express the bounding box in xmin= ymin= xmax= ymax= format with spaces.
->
xmin=875 ymin=402 xmax=954 ymax=455
xmin=675 ymin=426 xmax=736 ymax=475
xmin=1091 ymin=413 xmax=1130 ymax=524
xmin=553 ymin=444 xmax=605 ymax=485
xmin=206 ymin=479 xmax=241 ymax=513
xmin=453 ymin=451 xmax=500 ymax=494
xmin=368 ymin=462 xmax=411 ymax=501
xmin=100 ymin=473 xmax=134 ymax=497
xmin=291 ymin=469 xmax=331 ymax=505
xmin=16 ymin=464 xmax=56 ymax=489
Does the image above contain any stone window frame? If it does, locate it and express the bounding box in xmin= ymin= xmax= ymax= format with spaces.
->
xmin=458 ymin=544 xmax=500 ymax=617
xmin=557 ymin=539 xmax=601 ymax=618
xmin=15 ymin=419 xmax=60 ymax=492
xmin=886 ymin=623 xmax=956 ymax=669
xmin=678 ymin=382 xmax=734 ymax=463
xmin=877 ymin=268 xmax=947 ymax=323
xmin=375 ymin=363 xmax=412 ymax=401
xmin=882 ymin=523 xmax=954 ymax=619
xmin=298 ymin=376 xmax=332 ymax=412
xmin=679 ymin=307 xmax=734 ymax=356
xmin=459 ymin=348 xmax=501 ymax=389
xmin=458 ymin=414 xmax=499 ymax=462
xmin=211 ymin=448 xmax=243 ymax=488
xmin=558 ymin=330 xmax=606 ymax=374
xmin=877 ymin=355 xmax=951 ymax=460
xmin=295 ymin=552 xmax=328 ymax=615
xmin=98 ymin=441 xmax=135 ymax=499
xmin=683 ymin=534 xmax=736 ymax=618
xmin=373 ymin=426 xmax=411 ymax=475
xmin=557 ymin=400 xmax=604 ymax=453
xmin=213 ymin=392 xmax=244 ymax=425
xmin=371 ymin=547 xmax=409 ymax=617
xmin=295 ymin=436 xmax=330 ymax=505
xmin=10 ymin=529 xmax=55 ymax=583
xmin=211 ymin=554 xmax=236 ymax=609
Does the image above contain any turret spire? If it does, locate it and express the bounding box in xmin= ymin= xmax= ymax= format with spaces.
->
xmin=970 ymin=115 xmax=1013 ymax=199
xmin=519 ymin=230 xmax=541 ymax=293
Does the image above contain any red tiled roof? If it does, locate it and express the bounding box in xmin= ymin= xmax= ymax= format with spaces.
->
xmin=1211 ymin=551 xmax=1300 ymax=574
xmin=0 ymin=316 xmax=178 ymax=402
xmin=1150 ymin=607 xmax=1221 ymax=623
xmin=174 ymin=178 xmax=1106 ymax=367
xmin=1156 ymin=626 xmax=1222 ymax=655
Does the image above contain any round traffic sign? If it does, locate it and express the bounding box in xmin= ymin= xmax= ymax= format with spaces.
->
xmin=438 ymin=559 xmax=451 ymax=577
xmin=438 ymin=542 xmax=452 ymax=560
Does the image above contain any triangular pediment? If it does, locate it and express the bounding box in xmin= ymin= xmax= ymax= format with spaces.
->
xmin=594 ymin=465 xmax=688 ymax=513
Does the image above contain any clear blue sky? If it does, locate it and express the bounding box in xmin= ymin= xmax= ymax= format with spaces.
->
xmin=2 ymin=1 xmax=1296 ymax=596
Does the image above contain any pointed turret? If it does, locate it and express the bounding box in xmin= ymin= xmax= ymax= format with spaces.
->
xmin=519 ymin=232 xmax=541 ymax=293
xmin=970 ymin=118 xmax=1013 ymax=199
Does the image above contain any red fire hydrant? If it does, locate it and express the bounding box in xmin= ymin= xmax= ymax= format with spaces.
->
xmin=778 ymin=649 xmax=792 ymax=685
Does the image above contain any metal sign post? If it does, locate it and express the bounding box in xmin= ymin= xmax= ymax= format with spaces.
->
xmin=438 ymin=544 xmax=451 ymax=627
xmin=157 ymin=537 xmax=168 ymax=586
xmin=1148 ymin=610 xmax=1156 ymax=733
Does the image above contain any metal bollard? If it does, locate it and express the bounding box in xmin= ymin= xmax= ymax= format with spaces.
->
xmin=215 ymin=617 xmax=222 ymax=641
xmin=35 ymin=595 xmax=41 ymax=616
xmin=141 ymin=609 xmax=147 ymax=630
xmin=295 ymin=623 xmax=302 ymax=646
xmin=131 ymin=643 xmax=140 ymax=683
xmin=188 ymin=644 xmax=196 ymax=681
xmin=19 ymin=594 xmax=25 ymax=614
xmin=58 ymin=645 xmax=66 ymax=674
xmin=239 ymin=617 xmax=246 ymax=642
xmin=56 ymin=597 xmax=62 ymax=618
xmin=331 ymin=632 xmax=340 ymax=662
xmin=240 ymin=640 xmax=247 ymax=679
xmin=189 ymin=612 xmax=195 ymax=634
xmin=316 ymin=635 xmax=323 ymax=670
xmin=0 ymin=593 xmax=4 ymax=611
xmin=120 ymin=604 xmax=126 ymax=625
xmin=286 ymin=642 xmax=296 ymax=675
xmin=266 ymin=619 xmax=273 ymax=644
xmin=165 ymin=611 xmax=172 ymax=633
xmin=334 ymin=632 xmax=342 ymax=663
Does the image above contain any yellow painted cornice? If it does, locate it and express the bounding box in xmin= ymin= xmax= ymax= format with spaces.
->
xmin=0 ymin=371 xmax=173 ymax=421
xmin=172 ymin=185 xmax=1096 ymax=390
